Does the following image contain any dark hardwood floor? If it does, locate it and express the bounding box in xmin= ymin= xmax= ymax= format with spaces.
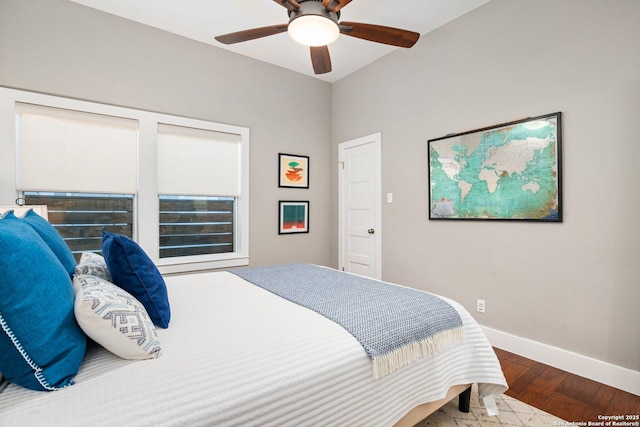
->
xmin=494 ymin=347 xmax=640 ymax=423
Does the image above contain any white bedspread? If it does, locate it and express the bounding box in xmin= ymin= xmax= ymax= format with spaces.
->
xmin=0 ymin=271 xmax=507 ymax=427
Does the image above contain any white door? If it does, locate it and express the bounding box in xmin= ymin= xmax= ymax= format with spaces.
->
xmin=338 ymin=133 xmax=382 ymax=279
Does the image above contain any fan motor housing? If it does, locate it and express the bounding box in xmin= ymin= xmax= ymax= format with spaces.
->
xmin=288 ymin=0 xmax=340 ymax=24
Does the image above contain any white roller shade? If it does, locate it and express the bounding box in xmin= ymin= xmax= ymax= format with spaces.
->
xmin=16 ymin=103 xmax=138 ymax=193
xmin=157 ymin=123 xmax=242 ymax=197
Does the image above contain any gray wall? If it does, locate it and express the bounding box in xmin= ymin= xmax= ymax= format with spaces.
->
xmin=0 ymin=0 xmax=333 ymax=268
xmin=331 ymin=0 xmax=640 ymax=371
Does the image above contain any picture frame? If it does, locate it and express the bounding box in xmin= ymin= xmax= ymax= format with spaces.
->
xmin=278 ymin=201 xmax=309 ymax=234
xmin=428 ymin=112 xmax=562 ymax=221
xmin=278 ymin=153 xmax=309 ymax=188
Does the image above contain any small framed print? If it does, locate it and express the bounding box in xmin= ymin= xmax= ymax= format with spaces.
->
xmin=279 ymin=201 xmax=309 ymax=234
xmin=279 ymin=153 xmax=309 ymax=188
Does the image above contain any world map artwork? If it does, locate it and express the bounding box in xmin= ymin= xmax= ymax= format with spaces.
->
xmin=428 ymin=113 xmax=561 ymax=221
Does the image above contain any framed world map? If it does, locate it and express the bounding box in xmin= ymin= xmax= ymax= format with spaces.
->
xmin=428 ymin=112 xmax=562 ymax=221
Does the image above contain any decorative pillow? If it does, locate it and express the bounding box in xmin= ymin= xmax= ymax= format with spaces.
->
xmin=73 ymin=275 xmax=162 ymax=360
xmin=101 ymin=231 xmax=171 ymax=328
xmin=75 ymin=252 xmax=112 ymax=282
xmin=0 ymin=211 xmax=87 ymax=391
xmin=21 ymin=209 xmax=76 ymax=277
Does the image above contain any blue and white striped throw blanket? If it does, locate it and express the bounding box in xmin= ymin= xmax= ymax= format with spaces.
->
xmin=230 ymin=264 xmax=464 ymax=379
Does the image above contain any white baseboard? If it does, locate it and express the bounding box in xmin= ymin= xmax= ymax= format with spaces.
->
xmin=481 ymin=325 xmax=640 ymax=396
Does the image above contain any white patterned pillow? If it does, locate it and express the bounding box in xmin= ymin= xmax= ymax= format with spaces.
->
xmin=74 ymin=252 xmax=112 ymax=281
xmin=73 ymin=274 xmax=162 ymax=360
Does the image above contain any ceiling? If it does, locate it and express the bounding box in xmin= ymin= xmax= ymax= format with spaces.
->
xmin=69 ymin=0 xmax=490 ymax=83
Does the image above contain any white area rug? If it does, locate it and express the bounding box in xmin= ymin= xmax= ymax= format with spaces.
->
xmin=415 ymin=385 xmax=564 ymax=426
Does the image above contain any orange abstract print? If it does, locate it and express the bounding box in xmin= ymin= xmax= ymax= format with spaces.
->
xmin=285 ymin=161 xmax=304 ymax=182
xmin=279 ymin=154 xmax=309 ymax=188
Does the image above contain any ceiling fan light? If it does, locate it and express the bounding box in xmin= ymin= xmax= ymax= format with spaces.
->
xmin=288 ymin=15 xmax=339 ymax=47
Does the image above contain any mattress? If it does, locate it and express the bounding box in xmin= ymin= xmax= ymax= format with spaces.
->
xmin=0 ymin=270 xmax=507 ymax=427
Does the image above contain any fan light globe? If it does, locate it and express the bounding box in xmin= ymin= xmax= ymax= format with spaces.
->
xmin=288 ymin=15 xmax=340 ymax=47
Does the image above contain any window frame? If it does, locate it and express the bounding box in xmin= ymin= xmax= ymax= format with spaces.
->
xmin=1 ymin=86 xmax=250 ymax=274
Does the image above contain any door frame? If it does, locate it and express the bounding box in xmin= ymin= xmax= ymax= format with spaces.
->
xmin=338 ymin=132 xmax=382 ymax=279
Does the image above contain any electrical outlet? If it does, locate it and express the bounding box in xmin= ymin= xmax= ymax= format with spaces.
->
xmin=476 ymin=299 xmax=486 ymax=313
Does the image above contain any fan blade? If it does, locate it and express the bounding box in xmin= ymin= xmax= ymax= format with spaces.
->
xmin=215 ymin=24 xmax=288 ymax=45
xmin=339 ymin=22 xmax=420 ymax=48
xmin=310 ymin=45 xmax=332 ymax=74
xmin=273 ymin=0 xmax=300 ymax=11
xmin=322 ymin=0 xmax=353 ymax=12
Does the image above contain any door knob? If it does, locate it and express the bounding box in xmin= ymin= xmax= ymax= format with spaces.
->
xmin=368 ymin=228 xmax=375 ymax=234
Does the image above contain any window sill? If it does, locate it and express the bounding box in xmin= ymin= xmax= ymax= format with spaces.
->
xmin=157 ymin=255 xmax=249 ymax=276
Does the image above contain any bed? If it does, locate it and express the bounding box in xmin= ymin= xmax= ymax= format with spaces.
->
xmin=0 ymin=209 xmax=507 ymax=427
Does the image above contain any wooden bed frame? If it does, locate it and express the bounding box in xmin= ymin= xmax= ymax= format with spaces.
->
xmin=394 ymin=384 xmax=472 ymax=427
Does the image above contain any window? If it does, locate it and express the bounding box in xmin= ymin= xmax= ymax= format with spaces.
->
xmin=2 ymin=87 xmax=249 ymax=274
xmin=156 ymin=123 xmax=243 ymax=261
xmin=15 ymin=102 xmax=138 ymax=261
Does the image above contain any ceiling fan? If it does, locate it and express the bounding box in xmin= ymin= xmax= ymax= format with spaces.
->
xmin=215 ymin=0 xmax=420 ymax=75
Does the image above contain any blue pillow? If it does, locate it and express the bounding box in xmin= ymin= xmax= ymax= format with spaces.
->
xmin=0 ymin=211 xmax=87 ymax=391
xmin=21 ymin=209 xmax=76 ymax=277
xmin=101 ymin=231 xmax=170 ymax=328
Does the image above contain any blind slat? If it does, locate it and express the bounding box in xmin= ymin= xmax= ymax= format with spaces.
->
xmin=160 ymin=234 xmax=233 ymax=247
xmin=24 ymin=195 xmax=134 ymax=211
xmin=159 ymin=199 xmax=233 ymax=212
xmin=160 ymin=245 xmax=233 ymax=258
